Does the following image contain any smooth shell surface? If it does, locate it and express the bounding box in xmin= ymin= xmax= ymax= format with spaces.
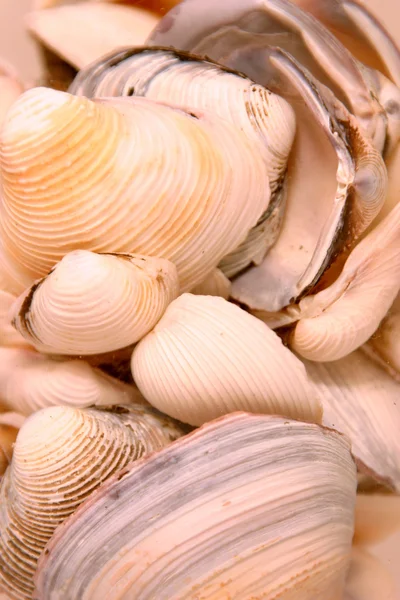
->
xmin=34 ymin=413 xmax=357 ymax=600
xmin=0 ymin=404 xmax=183 ymax=599
xmin=366 ymin=293 xmax=400 ymax=380
xmin=190 ymin=268 xmax=231 ymax=300
xmin=0 ymin=423 xmax=18 ymax=476
xmin=10 ymin=251 xmax=179 ymax=355
xmin=304 ymin=350 xmax=400 ymax=492
xmin=132 ymin=294 xmax=322 ymax=426
xmin=0 ymin=87 xmax=269 ymax=294
xmin=0 ymin=347 xmax=144 ymax=416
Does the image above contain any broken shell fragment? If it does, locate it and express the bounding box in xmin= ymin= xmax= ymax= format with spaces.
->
xmin=0 ymin=404 xmax=183 ymax=599
xmin=190 ymin=268 xmax=231 ymax=299
xmin=0 ymin=347 xmax=144 ymax=416
xmin=229 ymin=48 xmax=386 ymax=313
xmin=304 ymin=350 xmax=400 ymax=492
xmin=289 ymin=200 xmax=400 ymax=361
xmin=35 ymin=413 xmax=356 ymax=600
xmin=0 ymin=87 xmax=269 ymax=292
xmin=69 ymin=47 xmax=296 ymax=276
xmin=148 ymin=0 xmax=387 ymax=152
xmin=26 ymin=2 xmax=159 ymax=70
xmin=10 ymin=251 xmax=179 ymax=355
xmin=132 ymin=294 xmax=322 ymax=426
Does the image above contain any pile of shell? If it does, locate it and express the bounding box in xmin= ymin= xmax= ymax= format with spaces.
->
xmin=1 ymin=0 xmax=400 ymax=598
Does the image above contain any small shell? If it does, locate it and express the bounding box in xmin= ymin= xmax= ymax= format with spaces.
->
xmin=34 ymin=413 xmax=356 ymax=600
xmin=0 ymin=347 xmax=145 ymax=416
xmin=190 ymin=268 xmax=231 ymax=299
xmin=290 ymin=200 xmax=400 ymax=362
xmin=0 ymin=404 xmax=183 ymax=599
xmin=0 ymin=88 xmax=269 ymax=292
xmin=10 ymin=251 xmax=179 ymax=356
xmin=0 ymin=291 xmax=30 ymax=348
xmin=304 ymin=350 xmax=400 ymax=492
xmin=26 ymin=3 xmax=160 ymax=70
xmin=132 ymin=294 xmax=322 ymax=426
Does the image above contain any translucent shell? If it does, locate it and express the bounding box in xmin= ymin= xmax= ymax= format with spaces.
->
xmin=0 ymin=88 xmax=269 ymax=294
xmin=132 ymin=294 xmax=322 ymax=426
xmin=34 ymin=413 xmax=357 ymax=600
xmin=0 ymin=404 xmax=183 ymax=599
xmin=10 ymin=251 xmax=179 ymax=355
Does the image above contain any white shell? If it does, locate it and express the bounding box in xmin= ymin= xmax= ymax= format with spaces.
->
xmin=132 ymin=294 xmax=322 ymax=426
xmin=0 ymin=347 xmax=144 ymax=416
xmin=34 ymin=413 xmax=357 ymax=600
xmin=0 ymin=88 xmax=269 ymax=294
xmin=10 ymin=251 xmax=179 ymax=355
xmin=0 ymin=404 xmax=183 ymax=599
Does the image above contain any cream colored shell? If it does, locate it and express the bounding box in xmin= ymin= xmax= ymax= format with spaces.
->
xmin=0 ymin=404 xmax=183 ymax=599
xmin=34 ymin=413 xmax=356 ymax=600
xmin=11 ymin=251 xmax=179 ymax=355
xmin=0 ymin=347 xmax=144 ymax=416
xmin=132 ymin=294 xmax=322 ymax=426
xmin=0 ymin=88 xmax=269 ymax=294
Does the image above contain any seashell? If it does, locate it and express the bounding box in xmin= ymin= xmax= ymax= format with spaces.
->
xmin=365 ymin=293 xmax=400 ymax=381
xmin=344 ymin=547 xmax=396 ymax=600
xmin=354 ymin=493 xmax=400 ymax=546
xmin=0 ymin=422 xmax=18 ymax=476
xmin=227 ymin=48 xmax=387 ymax=313
xmin=34 ymin=412 xmax=356 ymax=600
xmin=132 ymin=294 xmax=322 ymax=426
xmin=190 ymin=268 xmax=231 ymax=299
xmin=0 ymin=87 xmax=269 ymax=293
xmin=10 ymin=250 xmax=179 ymax=356
xmin=148 ymin=0 xmax=388 ymax=152
xmin=288 ymin=199 xmax=400 ymax=361
xmin=26 ymin=2 xmax=160 ymax=70
xmin=33 ymin=0 xmax=181 ymax=15
xmin=0 ymin=404 xmax=184 ymax=600
xmin=0 ymin=61 xmax=24 ymax=128
xmin=291 ymin=0 xmax=400 ymax=87
xmin=303 ymin=349 xmax=400 ymax=492
xmin=0 ymin=413 xmax=26 ymax=430
xmin=0 ymin=291 xmax=30 ymax=348
xmin=0 ymin=347 xmax=145 ymax=416
xmin=70 ymin=47 xmax=296 ymax=276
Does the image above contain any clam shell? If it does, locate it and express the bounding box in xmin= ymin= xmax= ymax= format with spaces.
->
xmin=26 ymin=2 xmax=159 ymax=70
xmin=0 ymin=347 xmax=145 ymax=416
xmin=0 ymin=88 xmax=269 ymax=292
xmin=131 ymin=294 xmax=322 ymax=426
xmin=148 ymin=0 xmax=387 ymax=152
xmin=304 ymin=350 xmax=400 ymax=492
xmin=10 ymin=251 xmax=179 ymax=355
xmin=34 ymin=413 xmax=357 ymax=600
xmin=190 ymin=268 xmax=231 ymax=299
xmin=228 ymin=48 xmax=387 ymax=313
xmin=69 ymin=47 xmax=296 ymax=276
xmin=0 ymin=404 xmax=183 ymax=599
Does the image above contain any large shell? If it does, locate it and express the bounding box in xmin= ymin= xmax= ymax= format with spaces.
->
xmin=10 ymin=251 xmax=179 ymax=355
xmin=34 ymin=413 xmax=357 ymax=600
xmin=148 ymin=0 xmax=387 ymax=152
xmin=0 ymin=347 xmax=145 ymax=416
xmin=69 ymin=46 xmax=296 ymax=276
xmin=0 ymin=404 xmax=184 ymax=600
xmin=131 ymin=294 xmax=322 ymax=426
xmin=228 ymin=48 xmax=386 ymax=313
xmin=27 ymin=2 xmax=160 ymax=70
xmin=304 ymin=350 xmax=400 ymax=492
xmin=0 ymin=87 xmax=269 ymax=294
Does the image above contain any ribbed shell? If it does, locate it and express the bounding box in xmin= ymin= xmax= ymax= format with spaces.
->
xmin=0 ymin=404 xmax=183 ymax=600
xmin=190 ymin=268 xmax=231 ymax=299
xmin=10 ymin=251 xmax=179 ymax=355
xmin=34 ymin=413 xmax=357 ymax=600
xmin=70 ymin=47 xmax=295 ymax=276
xmin=0 ymin=87 xmax=269 ymax=294
xmin=132 ymin=294 xmax=322 ymax=426
xmin=0 ymin=347 xmax=145 ymax=416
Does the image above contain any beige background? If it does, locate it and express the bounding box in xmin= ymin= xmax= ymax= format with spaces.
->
xmin=0 ymin=0 xmax=399 ymax=595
